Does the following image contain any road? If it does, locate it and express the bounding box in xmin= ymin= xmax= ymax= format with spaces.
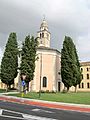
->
xmin=0 ymin=100 xmax=90 ymax=120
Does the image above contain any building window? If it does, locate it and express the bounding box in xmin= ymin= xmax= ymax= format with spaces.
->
xmin=87 ymin=68 xmax=89 ymax=71
xmin=81 ymin=74 xmax=83 ymax=79
xmin=87 ymin=83 xmax=90 ymax=88
xmin=81 ymin=68 xmax=83 ymax=72
xmin=42 ymin=33 xmax=44 ymax=38
xmin=40 ymin=33 xmax=42 ymax=38
xmin=82 ymin=83 xmax=84 ymax=88
xmin=43 ymin=77 xmax=47 ymax=87
xmin=87 ymin=74 xmax=89 ymax=79
xmin=79 ymin=84 xmax=81 ymax=88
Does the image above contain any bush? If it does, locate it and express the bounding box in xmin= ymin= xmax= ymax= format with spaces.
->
xmin=9 ymin=87 xmax=17 ymax=90
xmin=39 ymin=90 xmax=45 ymax=93
xmin=46 ymin=90 xmax=49 ymax=93
xmin=50 ymin=90 xmax=56 ymax=93
xmin=62 ymin=89 xmax=67 ymax=93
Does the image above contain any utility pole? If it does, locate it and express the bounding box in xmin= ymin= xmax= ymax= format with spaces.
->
xmin=39 ymin=53 xmax=42 ymax=98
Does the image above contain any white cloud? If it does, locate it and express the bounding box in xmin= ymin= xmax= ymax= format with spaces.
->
xmin=0 ymin=0 xmax=90 ymax=62
xmin=0 ymin=48 xmax=3 ymax=64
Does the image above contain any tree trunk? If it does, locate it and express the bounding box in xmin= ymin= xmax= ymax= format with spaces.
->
xmin=75 ymin=85 xmax=77 ymax=93
xmin=6 ymin=85 xmax=8 ymax=92
xmin=67 ymin=86 xmax=69 ymax=92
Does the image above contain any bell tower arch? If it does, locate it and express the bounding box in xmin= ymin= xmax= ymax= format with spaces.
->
xmin=37 ymin=19 xmax=50 ymax=47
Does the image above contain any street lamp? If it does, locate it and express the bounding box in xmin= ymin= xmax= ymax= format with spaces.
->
xmin=21 ymin=74 xmax=26 ymax=97
xmin=39 ymin=53 xmax=42 ymax=98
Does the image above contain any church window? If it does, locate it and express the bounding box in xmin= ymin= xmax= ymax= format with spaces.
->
xmin=87 ymin=68 xmax=89 ymax=71
xmin=81 ymin=68 xmax=83 ymax=72
xmin=81 ymin=74 xmax=83 ymax=79
xmin=79 ymin=84 xmax=81 ymax=88
xmin=82 ymin=83 xmax=84 ymax=88
xmin=40 ymin=33 xmax=42 ymax=38
xmin=42 ymin=33 xmax=44 ymax=38
xmin=87 ymin=74 xmax=89 ymax=79
xmin=43 ymin=77 xmax=47 ymax=87
xmin=87 ymin=83 xmax=90 ymax=88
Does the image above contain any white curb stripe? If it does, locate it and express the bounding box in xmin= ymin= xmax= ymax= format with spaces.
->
xmin=0 ymin=109 xmax=2 ymax=115
xmin=23 ymin=114 xmax=57 ymax=120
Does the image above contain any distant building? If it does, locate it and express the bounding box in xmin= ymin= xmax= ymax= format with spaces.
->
xmin=78 ymin=62 xmax=90 ymax=91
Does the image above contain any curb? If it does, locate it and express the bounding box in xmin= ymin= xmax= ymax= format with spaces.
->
xmin=0 ymin=95 xmax=90 ymax=113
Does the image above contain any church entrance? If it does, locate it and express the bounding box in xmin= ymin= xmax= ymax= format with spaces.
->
xmin=58 ymin=82 xmax=61 ymax=92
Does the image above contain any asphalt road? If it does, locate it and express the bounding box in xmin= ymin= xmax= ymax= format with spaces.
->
xmin=0 ymin=100 xmax=90 ymax=120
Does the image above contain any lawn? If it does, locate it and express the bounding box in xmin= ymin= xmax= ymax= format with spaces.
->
xmin=0 ymin=89 xmax=6 ymax=93
xmin=7 ymin=92 xmax=90 ymax=105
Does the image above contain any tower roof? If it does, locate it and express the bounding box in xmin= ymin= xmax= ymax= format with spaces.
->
xmin=40 ymin=19 xmax=48 ymax=31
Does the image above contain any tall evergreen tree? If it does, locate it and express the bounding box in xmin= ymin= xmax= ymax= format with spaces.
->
xmin=61 ymin=36 xmax=81 ymax=92
xmin=20 ymin=35 xmax=38 ymax=89
xmin=1 ymin=33 xmax=18 ymax=90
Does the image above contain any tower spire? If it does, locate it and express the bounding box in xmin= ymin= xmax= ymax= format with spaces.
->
xmin=43 ymin=14 xmax=45 ymax=21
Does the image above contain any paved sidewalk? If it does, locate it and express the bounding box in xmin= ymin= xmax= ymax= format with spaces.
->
xmin=0 ymin=94 xmax=90 ymax=113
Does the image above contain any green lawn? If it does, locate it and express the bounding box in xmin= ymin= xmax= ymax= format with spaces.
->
xmin=0 ymin=89 xmax=6 ymax=93
xmin=7 ymin=92 xmax=90 ymax=105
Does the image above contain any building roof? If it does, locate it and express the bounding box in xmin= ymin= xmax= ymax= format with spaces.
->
xmin=80 ymin=61 xmax=90 ymax=66
xmin=37 ymin=46 xmax=61 ymax=54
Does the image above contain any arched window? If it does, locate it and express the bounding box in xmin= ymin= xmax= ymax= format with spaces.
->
xmin=81 ymin=74 xmax=83 ymax=79
xmin=43 ymin=77 xmax=47 ymax=87
xmin=87 ymin=68 xmax=89 ymax=71
xmin=42 ymin=33 xmax=44 ymax=38
xmin=82 ymin=83 xmax=84 ymax=88
xmin=87 ymin=83 xmax=90 ymax=88
xmin=40 ymin=33 xmax=42 ymax=38
xmin=81 ymin=68 xmax=83 ymax=72
xmin=79 ymin=84 xmax=81 ymax=88
xmin=87 ymin=74 xmax=89 ymax=79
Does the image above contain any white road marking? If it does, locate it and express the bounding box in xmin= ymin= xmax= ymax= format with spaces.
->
xmin=32 ymin=108 xmax=54 ymax=113
xmin=0 ymin=109 xmax=3 ymax=115
xmin=0 ymin=114 xmax=25 ymax=119
xmin=0 ymin=108 xmax=57 ymax=120
xmin=23 ymin=114 xmax=57 ymax=120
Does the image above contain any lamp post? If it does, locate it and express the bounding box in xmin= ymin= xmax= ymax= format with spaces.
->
xmin=39 ymin=53 xmax=42 ymax=98
xmin=21 ymin=74 xmax=26 ymax=97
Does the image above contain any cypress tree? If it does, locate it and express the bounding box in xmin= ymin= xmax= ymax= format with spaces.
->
xmin=1 ymin=33 xmax=18 ymax=90
xmin=61 ymin=36 xmax=81 ymax=92
xmin=20 ymin=35 xmax=38 ymax=89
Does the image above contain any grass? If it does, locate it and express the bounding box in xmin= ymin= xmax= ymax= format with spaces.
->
xmin=0 ymin=89 xmax=6 ymax=93
xmin=7 ymin=92 xmax=90 ymax=105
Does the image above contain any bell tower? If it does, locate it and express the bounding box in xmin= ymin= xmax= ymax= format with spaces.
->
xmin=37 ymin=19 xmax=50 ymax=47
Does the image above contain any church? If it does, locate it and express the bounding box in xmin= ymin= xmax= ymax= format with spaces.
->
xmin=29 ymin=19 xmax=62 ymax=92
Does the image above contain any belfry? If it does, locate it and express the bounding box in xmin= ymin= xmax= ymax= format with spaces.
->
xmin=37 ymin=19 xmax=50 ymax=47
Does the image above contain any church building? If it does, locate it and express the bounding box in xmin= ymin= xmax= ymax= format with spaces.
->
xmin=29 ymin=19 xmax=62 ymax=92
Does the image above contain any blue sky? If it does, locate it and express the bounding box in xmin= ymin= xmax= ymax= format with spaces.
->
xmin=0 ymin=0 xmax=90 ymax=63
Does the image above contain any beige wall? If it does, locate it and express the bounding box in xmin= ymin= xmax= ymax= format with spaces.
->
xmin=31 ymin=48 xmax=61 ymax=92
xmin=77 ymin=62 xmax=90 ymax=91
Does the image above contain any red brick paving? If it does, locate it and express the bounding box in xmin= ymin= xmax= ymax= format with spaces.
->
xmin=0 ymin=96 xmax=90 ymax=113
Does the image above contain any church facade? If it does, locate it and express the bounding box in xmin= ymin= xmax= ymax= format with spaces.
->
xmin=29 ymin=19 xmax=63 ymax=92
